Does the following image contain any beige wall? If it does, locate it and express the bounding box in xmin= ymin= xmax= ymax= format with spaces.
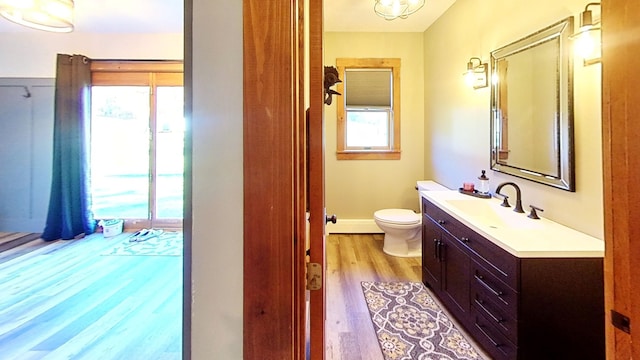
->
xmin=324 ymin=32 xmax=425 ymax=217
xmin=423 ymin=0 xmax=603 ymax=239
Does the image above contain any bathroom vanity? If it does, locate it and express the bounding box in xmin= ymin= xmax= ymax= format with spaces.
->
xmin=420 ymin=190 xmax=604 ymax=360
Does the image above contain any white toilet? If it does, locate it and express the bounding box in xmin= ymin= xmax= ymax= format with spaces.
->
xmin=374 ymin=181 xmax=448 ymax=257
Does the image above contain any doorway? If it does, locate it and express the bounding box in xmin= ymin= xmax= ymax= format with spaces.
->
xmin=89 ymin=63 xmax=184 ymax=230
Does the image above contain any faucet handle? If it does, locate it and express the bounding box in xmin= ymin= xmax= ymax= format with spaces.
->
xmin=494 ymin=193 xmax=511 ymax=208
xmin=528 ymin=205 xmax=544 ymax=220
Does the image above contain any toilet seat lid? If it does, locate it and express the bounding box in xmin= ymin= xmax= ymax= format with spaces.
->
xmin=374 ymin=209 xmax=421 ymax=225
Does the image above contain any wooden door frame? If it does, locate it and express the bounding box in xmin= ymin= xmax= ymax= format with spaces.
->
xmin=242 ymin=0 xmax=309 ymax=358
xmin=602 ymin=0 xmax=640 ymax=358
xmin=307 ymin=0 xmax=326 ymax=358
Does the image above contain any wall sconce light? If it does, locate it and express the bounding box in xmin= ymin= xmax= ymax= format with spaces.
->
xmin=463 ymin=57 xmax=488 ymax=89
xmin=570 ymin=2 xmax=601 ymax=66
xmin=374 ymin=0 xmax=425 ymax=21
xmin=0 ymin=0 xmax=74 ymax=33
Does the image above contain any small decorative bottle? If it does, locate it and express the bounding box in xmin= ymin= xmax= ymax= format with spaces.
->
xmin=478 ymin=170 xmax=490 ymax=194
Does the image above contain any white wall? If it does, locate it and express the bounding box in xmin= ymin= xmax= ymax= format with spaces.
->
xmin=191 ymin=0 xmax=243 ymax=358
xmin=324 ymin=32 xmax=425 ymax=224
xmin=0 ymin=33 xmax=183 ymax=77
xmin=423 ymin=0 xmax=603 ymax=239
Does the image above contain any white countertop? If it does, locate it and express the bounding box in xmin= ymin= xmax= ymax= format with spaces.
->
xmin=420 ymin=190 xmax=604 ymax=258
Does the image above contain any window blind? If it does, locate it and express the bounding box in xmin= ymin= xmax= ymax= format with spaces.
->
xmin=345 ymin=69 xmax=392 ymax=107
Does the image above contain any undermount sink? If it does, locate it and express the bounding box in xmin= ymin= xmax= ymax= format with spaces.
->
xmin=445 ymin=199 xmax=542 ymax=230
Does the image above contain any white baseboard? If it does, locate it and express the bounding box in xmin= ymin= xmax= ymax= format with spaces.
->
xmin=325 ymin=219 xmax=382 ymax=234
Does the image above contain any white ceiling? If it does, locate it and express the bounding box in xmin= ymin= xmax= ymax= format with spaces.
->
xmin=0 ymin=0 xmax=455 ymax=33
xmin=324 ymin=0 xmax=456 ymax=32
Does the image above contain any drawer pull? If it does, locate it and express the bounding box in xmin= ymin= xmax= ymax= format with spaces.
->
xmin=475 ymin=275 xmax=504 ymax=297
xmin=475 ymin=323 xmax=502 ymax=348
xmin=461 ymin=237 xmax=470 ymax=243
xmin=474 ymin=299 xmax=504 ymax=324
xmin=437 ymin=219 xmax=446 ymax=225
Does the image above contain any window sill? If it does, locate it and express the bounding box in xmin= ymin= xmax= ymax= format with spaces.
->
xmin=336 ymin=150 xmax=401 ymax=160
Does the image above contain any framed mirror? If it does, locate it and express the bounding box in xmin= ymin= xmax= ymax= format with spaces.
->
xmin=490 ymin=17 xmax=575 ymax=191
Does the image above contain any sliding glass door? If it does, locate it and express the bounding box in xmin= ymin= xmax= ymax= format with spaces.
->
xmin=89 ymin=62 xmax=183 ymax=230
xmin=155 ymin=86 xmax=184 ymax=221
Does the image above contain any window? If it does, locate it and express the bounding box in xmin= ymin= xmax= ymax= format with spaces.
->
xmin=90 ymin=61 xmax=184 ymax=230
xmin=336 ymin=58 xmax=401 ymax=160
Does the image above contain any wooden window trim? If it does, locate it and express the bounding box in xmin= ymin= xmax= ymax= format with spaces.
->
xmin=90 ymin=60 xmax=183 ymax=73
xmin=91 ymin=60 xmax=184 ymax=86
xmin=336 ymin=58 xmax=401 ymax=160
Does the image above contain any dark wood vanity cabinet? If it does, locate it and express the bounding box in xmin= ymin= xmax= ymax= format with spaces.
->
xmin=421 ymin=197 xmax=605 ymax=360
xmin=422 ymin=212 xmax=470 ymax=318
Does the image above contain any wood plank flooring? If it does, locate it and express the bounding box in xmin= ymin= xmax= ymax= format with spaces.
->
xmin=0 ymin=232 xmax=182 ymax=360
xmin=2 ymin=232 xmax=474 ymax=359
xmin=325 ymin=234 xmax=422 ymax=360
xmin=0 ymin=233 xmax=42 ymax=254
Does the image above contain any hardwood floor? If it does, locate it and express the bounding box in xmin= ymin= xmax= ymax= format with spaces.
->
xmin=0 ymin=232 xmax=182 ymax=359
xmin=325 ymin=234 xmax=422 ymax=360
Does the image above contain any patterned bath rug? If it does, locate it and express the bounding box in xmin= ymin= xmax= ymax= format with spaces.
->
xmin=361 ymin=281 xmax=486 ymax=360
xmin=102 ymin=231 xmax=182 ymax=256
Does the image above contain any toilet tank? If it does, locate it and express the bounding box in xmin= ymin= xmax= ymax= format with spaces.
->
xmin=416 ymin=180 xmax=449 ymax=210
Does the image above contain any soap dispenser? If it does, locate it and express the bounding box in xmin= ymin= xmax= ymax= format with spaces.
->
xmin=478 ymin=170 xmax=490 ymax=194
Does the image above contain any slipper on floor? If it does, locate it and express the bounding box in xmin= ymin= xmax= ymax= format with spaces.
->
xmin=134 ymin=229 xmax=164 ymax=242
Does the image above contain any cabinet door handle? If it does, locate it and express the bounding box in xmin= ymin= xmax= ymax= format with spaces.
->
xmin=474 ymin=299 xmax=505 ymax=324
xmin=438 ymin=242 xmax=445 ymax=262
xmin=433 ymin=239 xmax=439 ymax=259
xmin=475 ymin=323 xmax=502 ymax=348
xmin=475 ymin=275 xmax=504 ymax=297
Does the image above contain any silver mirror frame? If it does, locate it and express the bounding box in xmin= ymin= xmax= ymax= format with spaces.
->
xmin=490 ymin=17 xmax=575 ymax=191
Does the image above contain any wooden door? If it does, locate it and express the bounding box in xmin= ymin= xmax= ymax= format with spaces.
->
xmin=307 ymin=0 xmax=327 ymax=359
xmin=601 ymin=0 xmax=640 ymax=358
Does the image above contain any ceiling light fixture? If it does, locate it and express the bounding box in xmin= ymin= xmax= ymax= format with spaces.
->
xmin=0 ymin=0 xmax=74 ymax=33
xmin=463 ymin=57 xmax=488 ymax=89
xmin=374 ymin=0 xmax=425 ymax=21
xmin=570 ymin=2 xmax=601 ymax=65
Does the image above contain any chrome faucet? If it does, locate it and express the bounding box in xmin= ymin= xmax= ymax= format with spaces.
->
xmin=495 ymin=182 xmax=525 ymax=213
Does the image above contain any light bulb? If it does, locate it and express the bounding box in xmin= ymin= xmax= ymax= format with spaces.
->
xmin=392 ymin=0 xmax=401 ymax=16
xmin=464 ymin=70 xmax=475 ymax=87
xmin=575 ymin=31 xmax=596 ymax=59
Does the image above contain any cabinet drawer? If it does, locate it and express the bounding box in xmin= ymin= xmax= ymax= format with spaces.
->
xmin=423 ymin=200 xmax=472 ymax=249
xmin=472 ymin=290 xmax=518 ymax=344
xmin=423 ymin=198 xmax=519 ymax=289
xmin=462 ymin=229 xmax=519 ymax=290
xmin=423 ymin=198 xmax=458 ymax=234
xmin=470 ymin=261 xmax=518 ymax=318
xmin=470 ymin=310 xmax=518 ymax=360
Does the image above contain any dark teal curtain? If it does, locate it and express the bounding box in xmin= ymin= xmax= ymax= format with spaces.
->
xmin=42 ymin=54 xmax=95 ymax=241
